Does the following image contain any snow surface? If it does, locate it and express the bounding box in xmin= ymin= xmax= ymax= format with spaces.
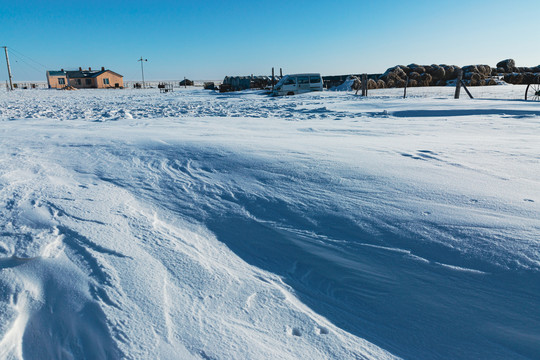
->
xmin=0 ymin=86 xmax=539 ymax=359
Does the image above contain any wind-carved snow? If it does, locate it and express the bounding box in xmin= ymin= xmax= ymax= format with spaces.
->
xmin=0 ymin=87 xmax=539 ymax=359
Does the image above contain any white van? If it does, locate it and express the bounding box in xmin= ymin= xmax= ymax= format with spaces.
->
xmin=273 ymin=73 xmax=323 ymax=96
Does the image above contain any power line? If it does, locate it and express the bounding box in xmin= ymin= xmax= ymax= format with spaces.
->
xmin=8 ymin=51 xmax=44 ymax=74
xmin=7 ymin=46 xmax=48 ymax=69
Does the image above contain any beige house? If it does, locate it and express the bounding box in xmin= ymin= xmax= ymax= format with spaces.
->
xmin=46 ymin=67 xmax=123 ymax=89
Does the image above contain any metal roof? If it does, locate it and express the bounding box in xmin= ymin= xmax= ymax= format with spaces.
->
xmin=47 ymin=69 xmax=123 ymax=78
xmin=47 ymin=70 xmax=66 ymax=76
xmin=65 ymin=70 xmax=106 ymax=78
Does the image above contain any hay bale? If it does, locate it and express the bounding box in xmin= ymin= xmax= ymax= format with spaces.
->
xmin=487 ymin=78 xmax=497 ymax=86
xmin=385 ymin=79 xmax=395 ymax=88
xmin=496 ymin=59 xmax=516 ymax=72
xmin=429 ymin=65 xmax=446 ymax=81
xmin=367 ymin=78 xmax=377 ymax=89
xmin=409 ymin=71 xmax=421 ymax=80
xmin=408 ymin=79 xmax=418 ymax=87
xmin=349 ymin=76 xmax=362 ymax=92
xmin=442 ymin=65 xmax=456 ymax=80
xmin=400 ymin=66 xmax=412 ymax=75
xmin=462 ymin=65 xmax=478 ymax=74
xmin=395 ymin=79 xmax=407 ymax=88
xmin=522 ymin=72 xmax=539 ymax=84
xmin=503 ymin=73 xmax=524 ymax=84
xmin=377 ymin=79 xmax=386 ymax=89
xmin=418 ymin=73 xmax=432 ymax=87
xmin=409 ymin=65 xmax=425 ymax=74
xmin=476 ymin=65 xmax=491 ymax=76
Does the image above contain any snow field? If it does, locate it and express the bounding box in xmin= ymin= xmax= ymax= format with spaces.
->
xmin=0 ymin=86 xmax=539 ymax=359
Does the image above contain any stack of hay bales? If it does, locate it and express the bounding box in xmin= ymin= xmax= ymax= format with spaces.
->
xmin=494 ymin=59 xmax=540 ymax=84
xmin=337 ymin=59 xmax=539 ymax=91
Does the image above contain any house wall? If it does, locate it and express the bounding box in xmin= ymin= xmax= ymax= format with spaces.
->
xmin=69 ymin=78 xmax=96 ymax=89
xmin=95 ymin=72 xmax=124 ymax=88
xmin=47 ymin=74 xmax=68 ymax=89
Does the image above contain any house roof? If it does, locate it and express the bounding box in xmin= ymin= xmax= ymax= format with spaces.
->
xmin=66 ymin=70 xmax=106 ymax=78
xmin=47 ymin=69 xmax=123 ymax=78
xmin=47 ymin=70 xmax=66 ymax=77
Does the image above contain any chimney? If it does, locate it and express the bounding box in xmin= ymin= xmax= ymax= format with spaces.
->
xmin=61 ymin=68 xmax=64 ymax=72
xmin=89 ymin=67 xmax=91 ymax=71
xmin=79 ymin=67 xmax=82 ymax=71
xmin=101 ymin=66 xmax=105 ymax=71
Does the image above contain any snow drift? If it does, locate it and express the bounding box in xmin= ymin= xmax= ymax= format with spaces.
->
xmin=0 ymin=86 xmax=538 ymax=359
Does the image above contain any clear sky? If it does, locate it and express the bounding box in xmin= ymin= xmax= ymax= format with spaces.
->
xmin=1 ymin=0 xmax=538 ymax=81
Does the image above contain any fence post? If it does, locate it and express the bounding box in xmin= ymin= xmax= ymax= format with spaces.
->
xmin=460 ymin=79 xmax=474 ymax=99
xmin=404 ymin=76 xmax=409 ymax=99
xmin=454 ymin=69 xmax=462 ymax=99
xmin=361 ymin=73 xmax=368 ymax=96
xmin=272 ymin=67 xmax=275 ymax=91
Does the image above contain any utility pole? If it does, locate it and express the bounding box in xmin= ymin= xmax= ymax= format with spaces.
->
xmin=3 ymin=47 xmax=13 ymax=91
xmin=138 ymin=56 xmax=147 ymax=89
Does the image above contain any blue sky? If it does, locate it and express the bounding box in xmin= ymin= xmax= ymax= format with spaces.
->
xmin=1 ymin=0 xmax=538 ymax=81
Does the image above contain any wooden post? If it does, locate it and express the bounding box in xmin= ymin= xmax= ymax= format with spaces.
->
xmin=361 ymin=73 xmax=368 ymax=96
xmin=272 ymin=67 xmax=275 ymax=91
xmin=184 ymin=77 xmax=187 ymax=88
xmin=280 ymin=68 xmax=282 ymax=77
xmin=3 ymin=47 xmax=13 ymax=91
xmin=454 ymin=69 xmax=462 ymax=99
xmin=460 ymin=79 xmax=474 ymax=99
xmin=404 ymin=76 xmax=409 ymax=99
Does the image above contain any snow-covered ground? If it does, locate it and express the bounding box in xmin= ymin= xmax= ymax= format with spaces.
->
xmin=0 ymin=86 xmax=538 ymax=360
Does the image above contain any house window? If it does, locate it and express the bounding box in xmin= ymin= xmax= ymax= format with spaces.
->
xmin=77 ymin=79 xmax=81 ymax=85
xmin=86 ymin=79 xmax=92 ymax=85
xmin=58 ymin=78 xmax=65 ymax=85
xmin=103 ymin=78 xmax=110 ymax=85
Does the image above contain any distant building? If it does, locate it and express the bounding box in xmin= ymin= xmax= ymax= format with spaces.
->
xmin=46 ymin=67 xmax=124 ymax=89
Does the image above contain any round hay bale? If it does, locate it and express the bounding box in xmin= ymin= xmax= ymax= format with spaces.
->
xmin=412 ymin=66 xmax=425 ymax=74
xmin=436 ymin=80 xmax=447 ymax=86
xmin=350 ymin=76 xmax=362 ymax=92
xmin=385 ymin=79 xmax=395 ymax=88
xmin=496 ymin=59 xmax=516 ymax=72
xmin=419 ymin=73 xmax=432 ymax=86
xmin=443 ymin=65 xmax=456 ymax=80
xmin=377 ymin=79 xmax=386 ymax=89
xmin=367 ymin=78 xmax=377 ymax=89
xmin=487 ymin=78 xmax=497 ymax=86
xmin=522 ymin=72 xmax=537 ymax=84
xmin=408 ymin=79 xmax=418 ymax=87
xmin=462 ymin=65 xmax=478 ymax=74
xmin=423 ymin=65 xmax=433 ymax=74
xmin=400 ymin=66 xmax=412 ymax=75
xmin=395 ymin=79 xmax=406 ymax=88
xmin=409 ymin=71 xmax=421 ymax=80
xmin=430 ymin=65 xmax=446 ymax=81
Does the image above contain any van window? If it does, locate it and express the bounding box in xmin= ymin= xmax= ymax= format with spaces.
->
xmin=297 ymin=76 xmax=309 ymax=84
xmin=284 ymin=77 xmax=296 ymax=85
xmin=310 ymin=76 xmax=321 ymax=84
